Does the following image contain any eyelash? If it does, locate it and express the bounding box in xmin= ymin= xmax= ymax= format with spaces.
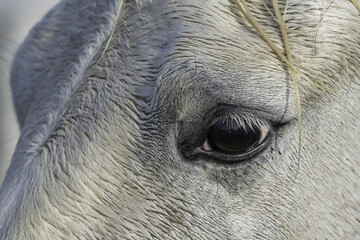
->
xmin=208 ymin=113 xmax=272 ymax=134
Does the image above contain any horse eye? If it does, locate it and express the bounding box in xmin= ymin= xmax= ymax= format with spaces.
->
xmin=202 ymin=118 xmax=269 ymax=154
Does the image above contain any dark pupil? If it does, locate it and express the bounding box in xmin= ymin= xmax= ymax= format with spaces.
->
xmin=209 ymin=119 xmax=262 ymax=153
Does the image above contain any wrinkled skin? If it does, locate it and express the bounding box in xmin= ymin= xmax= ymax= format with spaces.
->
xmin=0 ymin=0 xmax=359 ymax=239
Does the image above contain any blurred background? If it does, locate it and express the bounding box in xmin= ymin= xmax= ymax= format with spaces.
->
xmin=0 ymin=0 xmax=59 ymax=185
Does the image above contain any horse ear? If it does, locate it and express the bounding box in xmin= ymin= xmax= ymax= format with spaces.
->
xmin=10 ymin=0 xmax=118 ymax=128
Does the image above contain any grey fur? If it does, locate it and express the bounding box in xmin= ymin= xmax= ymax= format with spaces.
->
xmin=0 ymin=0 xmax=359 ymax=239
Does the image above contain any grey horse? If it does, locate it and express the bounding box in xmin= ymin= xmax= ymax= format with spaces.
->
xmin=0 ymin=0 xmax=359 ymax=239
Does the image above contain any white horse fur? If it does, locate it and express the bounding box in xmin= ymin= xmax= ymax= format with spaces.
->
xmin=0 ymin=0 xmax=359 ymax=239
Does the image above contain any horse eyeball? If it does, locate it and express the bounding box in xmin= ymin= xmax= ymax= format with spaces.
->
xmin=202 ymin=119 xmax=269 ymax=154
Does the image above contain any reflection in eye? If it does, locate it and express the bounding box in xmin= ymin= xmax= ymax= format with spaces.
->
xmin=202 ymin=116 xmax=269 ymax=154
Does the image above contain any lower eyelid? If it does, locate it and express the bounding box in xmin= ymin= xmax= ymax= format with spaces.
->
xmin=192 ymin=136 xmax=271 ymax=164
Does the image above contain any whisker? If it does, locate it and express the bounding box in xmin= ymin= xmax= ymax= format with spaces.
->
xmin=221 ymin=169 xmax=239 ymax=194
xmin=247 ymin=165 xmax=264 ymax=181
xmin=255 ymin=160 xmax=276 ymax=176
